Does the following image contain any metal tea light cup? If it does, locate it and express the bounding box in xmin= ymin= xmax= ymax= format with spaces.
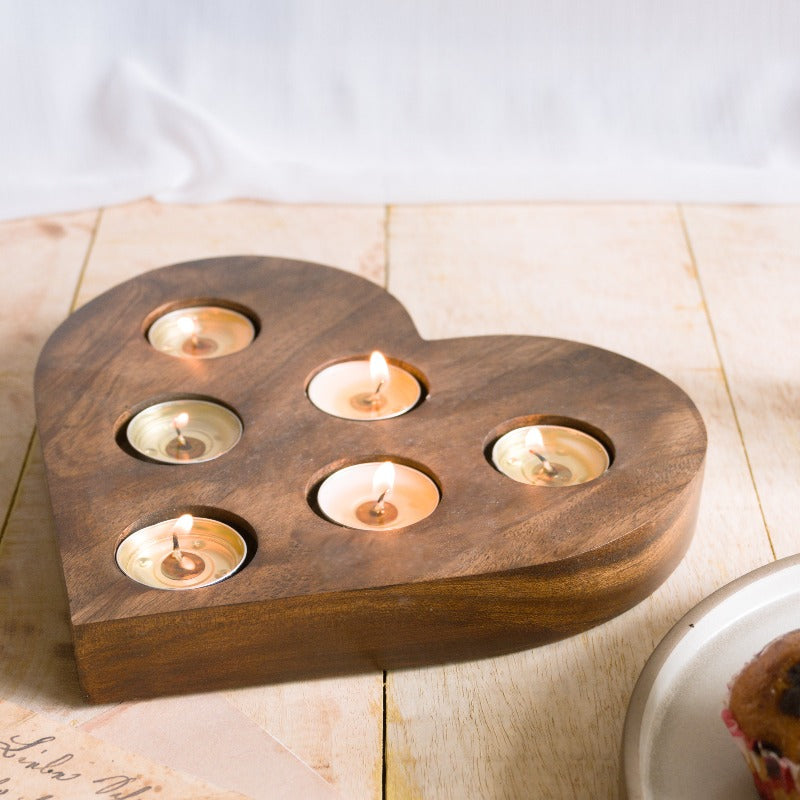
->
xmin=126 ymin=398 xmax=242 ymax=464
xmin=148 ymin=305 xmax=255 ymax=359
xmin=491 ymin=424 xmax=610 ymax=486
xmin=116 ymin=516 xmax=247 ymax=590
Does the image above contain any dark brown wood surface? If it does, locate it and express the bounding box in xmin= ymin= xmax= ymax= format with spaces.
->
xmin=34 ymin=256 xmax=706 ymax=702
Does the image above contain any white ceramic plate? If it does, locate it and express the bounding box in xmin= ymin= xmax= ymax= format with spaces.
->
xmin=622 ymin=555 xmax=800 ymax=799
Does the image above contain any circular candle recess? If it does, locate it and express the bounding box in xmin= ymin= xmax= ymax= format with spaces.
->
xmin=491 ymin=424 xmax=610 ymax=487
xmin=307 ymin=354 xmax=422 ymax=420
xmin=125 ymin=398 xmax=242 ymax=464
xmin=147 ymin=305 xmax=255 ymax=359
xmin=116 ymin=515 xmax=247 ymax=590
xmin=315 ymin=461 xmax=440 ymax=531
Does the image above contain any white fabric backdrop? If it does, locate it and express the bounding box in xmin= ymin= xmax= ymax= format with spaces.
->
xmin=2 ymin=1 xmax=799 ymax=220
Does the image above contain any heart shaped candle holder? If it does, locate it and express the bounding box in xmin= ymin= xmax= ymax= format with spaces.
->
xmin=34 ymin=256 xmax=706 ymax=702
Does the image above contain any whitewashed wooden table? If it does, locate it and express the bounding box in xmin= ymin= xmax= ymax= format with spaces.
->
xmin=0 ymin=200 xmax=795 ymax=798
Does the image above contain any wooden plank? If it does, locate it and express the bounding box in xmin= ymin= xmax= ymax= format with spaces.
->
xmin=76 ymin=200 xmax=387 ymax=798
xmin=0 ymin=211 xmax=96 ymax=528
xmin=384 ymin=204 xmax=774 ymax=798
xmin=682 ymin=205 xmax=800 ymax=559
xmin=77 ymin=199 xmax=387 ymax=306
xmin=0 ymin=438 xmax=113 ymax=724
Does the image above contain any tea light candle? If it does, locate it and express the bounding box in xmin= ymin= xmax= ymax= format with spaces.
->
xmin=316 ymin=461 xmax=439 ymax=530
xmin=307 ymin=351 xmax=422 ymax=420
xmin=491 ymin=424 xmax=609 ymax=486
xmin=148 ymin=305 xmax=255 ymax=359
xmin=126 ymin=398 xmax=242 ymax=464
xmin=116 ymin=514 xmax=247 ymax=590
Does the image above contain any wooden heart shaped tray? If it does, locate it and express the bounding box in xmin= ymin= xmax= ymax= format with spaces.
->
xmin=34 ymin=256 xmax=706 ymax=702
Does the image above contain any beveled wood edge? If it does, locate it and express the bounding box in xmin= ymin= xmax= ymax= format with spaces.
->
xmin=71 ymin=465 xmax=703 ymax=703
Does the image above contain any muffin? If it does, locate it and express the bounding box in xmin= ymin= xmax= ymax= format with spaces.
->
xmin=723 ymin=630 xmax=800 ymax=800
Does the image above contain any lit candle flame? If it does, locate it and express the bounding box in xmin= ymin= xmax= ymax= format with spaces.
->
xmin=372 ymin=461 xmax=395 ymax=497
xmin=174 ymin=513 xmax=194 ymax=535
xmin=372 ymin=461 xmax=396 ymax=513
xmin=525 ymin=427 xmax=544 ymax=451
xmin=177 ymin=316 xmax=196 ymax=337
xmin=369 ymin=350 xmax=390 ymax=394
xmin=173 ymin=412 xmax=189 ymax=430
xmin=172 ymin=412 xmax=189 ymax=444
xmin=171 ymin=513 xmax=194 ymax=558
xmin=525 ymin=427 xmax=556 ymax=475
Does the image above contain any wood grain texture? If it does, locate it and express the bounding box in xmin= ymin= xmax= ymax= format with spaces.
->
xmin=0 ymin=211 xmax=96 ymax=529
xmin=384 ymin=204 xmax=774 ymax=799
xmin=682 ymin=205 xmax=800 ymax=559
xmin=35 ymin=256 xmax=705 ymax=702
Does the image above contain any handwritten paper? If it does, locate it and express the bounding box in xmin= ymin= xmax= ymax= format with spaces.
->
xmin=81 ymin=694 xmax=340 ymax=799
xmin=0 ymin=699 xmax=247 ymax=800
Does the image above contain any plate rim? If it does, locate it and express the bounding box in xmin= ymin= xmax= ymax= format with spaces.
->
xmin=620 ymin=552 xmax=800 ymax=799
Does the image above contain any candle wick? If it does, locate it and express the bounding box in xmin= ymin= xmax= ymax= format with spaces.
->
xmin=173 ymin=422 xmax=187 ymax=446
xmin=171 ymin=532 xmax=183 ymax=561
xmin=529 ymin=448 xmax=557 ymax=476
xmin=370 ymin=379 xmax=385 ymax=404
xmin=372 ymin=488 xmax=390 ymax=516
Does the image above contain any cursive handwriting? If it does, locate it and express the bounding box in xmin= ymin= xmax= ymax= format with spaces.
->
xmin=0 ymin=771 xmax=156 ymax=799
xmin=0 ymin=735 xmax=156 ymax=797
xmin=93 ymin=775 xmax=154 ymax=798
xmin=0 ymin=735 xmax=80 ymax=781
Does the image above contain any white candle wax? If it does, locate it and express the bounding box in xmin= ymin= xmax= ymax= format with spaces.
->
xmin=307 ymin=356 xmax=422 ymax=420
xmin=126 ymin=399 xmax=242 ymax=464
xmin=316 ymin=462 xmax=439 ymax=530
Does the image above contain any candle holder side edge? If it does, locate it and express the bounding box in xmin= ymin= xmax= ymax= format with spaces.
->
xmin=71 ymin=460 xmax=703 ymax=703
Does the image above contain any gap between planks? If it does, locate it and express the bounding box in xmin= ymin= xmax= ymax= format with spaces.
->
xmin=677 ymin=204 xmax=777 ymax=561
xmin=382 ymin=203 xmax=390 ymax=800
xmin=0 ymin=430 xmax=37 ymax=547
xmin=69 ymin=208 xmax=104 ymax=312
